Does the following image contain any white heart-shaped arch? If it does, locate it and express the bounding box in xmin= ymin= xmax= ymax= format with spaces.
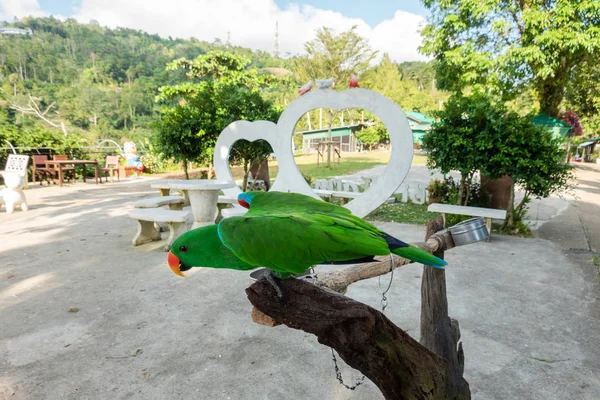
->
xmin=213 ymin=88 xmax=414 ymax=217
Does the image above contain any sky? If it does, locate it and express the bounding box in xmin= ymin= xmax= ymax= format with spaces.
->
xmin=2 ymin=0 xmax=431 ymax=63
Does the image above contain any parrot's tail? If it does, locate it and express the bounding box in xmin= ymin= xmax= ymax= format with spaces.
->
xmin=391 ymin=245 xmax=447 ymax=269
xmin=380 ymin=232 xmax=447 ymax=269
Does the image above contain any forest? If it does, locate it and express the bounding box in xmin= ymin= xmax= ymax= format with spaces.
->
xmin=0 ymin=17 xmax=444 ymax=158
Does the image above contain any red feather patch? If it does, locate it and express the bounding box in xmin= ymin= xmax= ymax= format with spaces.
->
xmin=238 ymin=198 xmax=250 ymax=209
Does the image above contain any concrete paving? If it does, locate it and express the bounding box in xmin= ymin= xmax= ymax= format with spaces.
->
xmin=0 ymin=166 xmax=599 ymax=399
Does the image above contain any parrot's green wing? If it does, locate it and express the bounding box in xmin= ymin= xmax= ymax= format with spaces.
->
xmin=244 ymin=191 xmax=354 ymax=215
xmin=217 ymin=212 xmax=391 ymax=275
xmin=243 ymin=191 xmax=383 ymax=235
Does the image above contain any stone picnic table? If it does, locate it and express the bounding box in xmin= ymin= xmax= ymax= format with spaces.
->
xmin=151 ymin=179 xmax=235 ymax=229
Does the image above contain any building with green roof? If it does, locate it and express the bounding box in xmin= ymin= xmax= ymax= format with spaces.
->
xmin=405 ymin=111 xmax=435 ymax=143
xmin=531 ymin=114 xmax=573 ymax=139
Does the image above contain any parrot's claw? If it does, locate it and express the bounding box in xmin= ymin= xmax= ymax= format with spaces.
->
xmin=263 ymin=271 xmax=285 ymax=303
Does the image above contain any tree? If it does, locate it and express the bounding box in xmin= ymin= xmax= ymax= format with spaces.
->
xmin=422 ymin=94 xmax=574 ymax=230
xmin=151 ymin=103 xmax=208 ymax=179
xmin=154 ymin=51 xmax=281 ymax=180
xmin=565 ymin=58 xmax=600 ymax=135
xmin=294 ymin=26 xmax=377 ymax=87
xmin=420 ymin=0 xmax=600 ymax=117
xmin=355 ymin=124 xmax=388 ymax=152
xmin=294 ymin=26 xmax=377 ymax=166
xmin=229 ymin=139 xmax=273 ymax=191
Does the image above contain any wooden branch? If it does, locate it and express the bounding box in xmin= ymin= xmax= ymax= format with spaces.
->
xmin=247 ymin=219 xmax=471 ymax=399
xmin=246 ymin=277 xmax=454 ymax=400
xmin=9 ymin=95 xmax=67 ymax=134
xmin=250 ymin=231 xmax=455 ymax=326
xmin=314 ymin=231 xmax=454 ymax=294
xmin=41 ymin=100 xmax=56 ymax=117
xmin=420 ymin=216 xmax=470 ymax=399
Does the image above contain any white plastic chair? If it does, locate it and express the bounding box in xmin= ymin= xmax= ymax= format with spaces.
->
xmin=1 ymin=154 xmax=30 ymax=213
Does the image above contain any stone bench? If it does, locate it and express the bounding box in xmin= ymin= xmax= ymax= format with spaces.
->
xmin=216 ymin=195 xmax=240 ymax=222
xmin=427 ymin=203 xmax=507 ymax=240
xmin=221 ymin=207 xmax=248 ymax=219
xmin=314 ymin=189 xmax=395 ymax=206
xmin=134 ymin=195 xmax=185 ymax=210
xmin=128 ymin=208 xmax=192 ymax=251
xmin=314 ymin=189 xmax=361 ymax=205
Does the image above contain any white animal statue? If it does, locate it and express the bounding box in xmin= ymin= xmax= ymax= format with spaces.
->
xmin=1 ymin=171 xmax=28 ymax=213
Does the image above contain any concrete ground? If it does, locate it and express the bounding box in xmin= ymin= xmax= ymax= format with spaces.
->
xmin=1 ymin=165 xmax=599 ymax=400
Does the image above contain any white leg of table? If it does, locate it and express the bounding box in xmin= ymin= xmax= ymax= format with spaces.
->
xmin=188 ymin=189 xmax=220 ymax=229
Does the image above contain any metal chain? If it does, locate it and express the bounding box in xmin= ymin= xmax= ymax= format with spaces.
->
xmin=331 ymin=348 xmax=365 ymax=390
xmin=331 ymin=254 xmax=396 ymax=390
xmin=378 ymin=253 xmax=395 ymax=314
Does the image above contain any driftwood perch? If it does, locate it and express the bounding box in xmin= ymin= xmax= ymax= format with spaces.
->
xmin=250 ymin=229 xmax=455 ymax=325
xmin=247 ymin=277 xmax=454 ymax=399
xmin=247 ymin=219 xmax=471 ymax=399
xmin=421 ymin=216 xmax=470 ymax=399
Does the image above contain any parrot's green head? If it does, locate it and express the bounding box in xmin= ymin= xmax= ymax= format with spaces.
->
xmin=167 ymin=224 xmax=254 ymax=277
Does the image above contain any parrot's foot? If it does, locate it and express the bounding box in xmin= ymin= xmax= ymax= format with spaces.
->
xmin=263 ymin=271 xmax=285 ymax=303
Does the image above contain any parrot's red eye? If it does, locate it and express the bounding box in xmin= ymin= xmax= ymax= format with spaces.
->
xmin=179 ymin=246 xmax=188 ymax=253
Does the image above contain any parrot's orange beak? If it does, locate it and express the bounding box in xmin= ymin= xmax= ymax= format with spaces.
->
xmin=168 ymin=251 xmax=186 ymax=277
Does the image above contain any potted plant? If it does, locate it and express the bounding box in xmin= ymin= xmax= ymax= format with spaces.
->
xmin=426 ymin=179 xmax=447 ymax=204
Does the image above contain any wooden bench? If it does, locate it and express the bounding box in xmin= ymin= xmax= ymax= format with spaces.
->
xmin=120 ymin=164 xmax=140 ymax=178
xmin=128 ymin=208 xmax=191 ymax=251
xmin=427 ymin=203 xmax=507 ymax=240
xmin=134 ymin=195 xmax=185 ymax=210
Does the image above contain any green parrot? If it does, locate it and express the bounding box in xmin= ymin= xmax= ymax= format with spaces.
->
xmin=167 ymin=191 xmax=446 ymax=281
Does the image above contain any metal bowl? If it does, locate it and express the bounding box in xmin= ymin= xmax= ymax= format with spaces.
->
xmin=447 ymin=217 xmax=489 ymax=246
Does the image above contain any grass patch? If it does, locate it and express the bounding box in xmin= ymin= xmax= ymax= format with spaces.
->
xmin=366 ymin=201 xmax=439 ymax=225
xmin=229 ymin=151 xmax=426 ymax=181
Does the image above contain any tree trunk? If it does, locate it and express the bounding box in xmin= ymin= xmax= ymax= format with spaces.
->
xmin=319 ymin=108 xmax=323 ymax=129
xmin=457 ymin=175 xmax=466 ymax=206
xmin=502 ymin=182 xmax=516 ymax=230
xmin=463 ymin=173 xmax=473 ymax=206
xmin=183 ymin=158 xmax=189 ymax=180
xmin=242 ymin=160 xmax=251 ymax=192
xmin=537 ymin=74 xmax=568 ymax=118
xmin=306 ymin=111 xmax=312 ymax=131
xmin=421 ymin=216 xmax=471 ymax=399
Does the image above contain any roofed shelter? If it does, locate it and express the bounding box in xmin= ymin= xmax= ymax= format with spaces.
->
xmin=531 ymin=114 xmax=573 ymax=140
xmin=299 ymin=124 xmax=365 ymax=153
xmin=406 ymin=111 xmax=435 ymax=143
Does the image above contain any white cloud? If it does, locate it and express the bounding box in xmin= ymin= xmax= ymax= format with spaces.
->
xmin=0 ymin=0 xmax=45 ymax=21
xmin=6 ymin=0 xmax=429 ymax=63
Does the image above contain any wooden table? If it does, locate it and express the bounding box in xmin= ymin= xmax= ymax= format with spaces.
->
xmin=45 ymin=160 xmax=100 ymax=187
xmin=151 ymin=179 xmax=235 ymax=229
